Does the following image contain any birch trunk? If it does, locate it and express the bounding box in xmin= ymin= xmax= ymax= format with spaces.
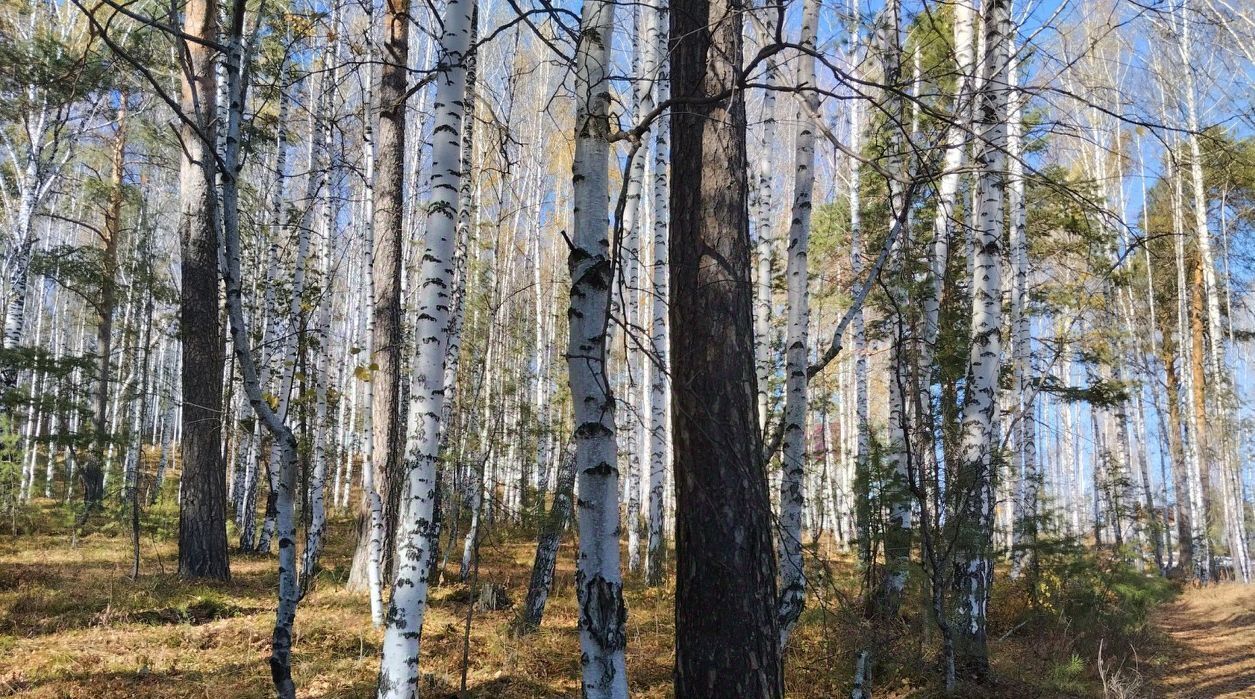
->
xmin=955 ymin=0 xmax=1009 ymax=680
xmin=644 ymin=15 xmax=670 ymax=587
xmin=1007 ymin=45 xmax=1037 ymax=576
xmin=239 ymin=68 xmax=290 ymax=550
xmin=776 ymin=0 xmax=818 ymax=647
xmin=215 ymin=5 xmax=300 ymax=694
xmin=375 ymin=0 xmax=472 ymax=692
xmin=871 ymin=0 xmax=913 ymax=621
xmin=342 ymin=11 xmax=386 ymax=624
xmin=302 ymin=56 xmax=340 ymax=585
xmin=753 ymin=15 xmax=780 ymax=436
xmin=848 ymin=50 xmax=872 ymax=572
xmin=259 ymin=73 xmax=321 ymax=556
xmin=566 ymin=0 xmax=628 ymax=692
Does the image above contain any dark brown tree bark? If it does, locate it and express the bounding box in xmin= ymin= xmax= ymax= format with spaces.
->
xmin=669 ymin=0 xmax=783 ymax=692
xmin=349 ymin=0 xmax=407 ymax=591
xmin=373 ymin=0 xmax=407 ymax=574
xmin=80 ymin=98 xmax=128 ymax=507
xmin=176 ymin=0 xmax=229 ymax=581
xmin=1188 ymin=254 xmax=1213 ymax=525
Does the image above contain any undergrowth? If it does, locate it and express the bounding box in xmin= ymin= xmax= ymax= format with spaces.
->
xmin=0 ymin=502 xmax=1191 ymax=698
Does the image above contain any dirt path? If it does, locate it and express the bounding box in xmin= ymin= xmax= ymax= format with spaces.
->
xmin=1152 ymin=583 xmax=1255 ymax=698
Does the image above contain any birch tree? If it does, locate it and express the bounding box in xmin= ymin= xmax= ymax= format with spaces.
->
xmin=566 ymin=0 xmax=628 ymax=692
xmin=376 ymin=0 xmax=474 ymax=692
xmin=776 ymin=0 xmax=819 ymax=647
xmin=954 ymin=0 xmax=1010 ymax=680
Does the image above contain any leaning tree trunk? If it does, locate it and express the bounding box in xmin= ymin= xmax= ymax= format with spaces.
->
xmin=565 ymin=0 xmax=628 ymax=694
xmin=239 ymin=65 xmax=289 ymax=550
xmin=670 ymin=0 xmax=784 ymax=691
xmin=776 ymin=0 xmax=819 ymax=649
xmin=375 ymin=0 xmax=472 ymax=694
xmin=176 ymin=0 xmax=229 ymax=582
xmin=517 ymin=445 xmax=577 ymax=631
xmin=215 ymin=2 xmax=300 ymax=695
xmin=954 ymin=0 xmax=1008 ymax=682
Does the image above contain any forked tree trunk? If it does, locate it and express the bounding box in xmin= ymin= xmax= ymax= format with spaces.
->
xmin=216 ymin=3 xmax=300 ymax=694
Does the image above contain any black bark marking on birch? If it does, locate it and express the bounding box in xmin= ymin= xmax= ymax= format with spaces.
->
xmin=580 ymin=574 xmax=627 ymax=652
xmin=585 ymin=462 xmax=614 ymax=476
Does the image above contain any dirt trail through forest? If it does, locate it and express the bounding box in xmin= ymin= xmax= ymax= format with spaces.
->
xmin=1152 ymin=583 xmax=1255 ymax=698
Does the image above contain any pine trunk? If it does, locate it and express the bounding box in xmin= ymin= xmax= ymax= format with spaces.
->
xmin=670 ymin=0 xmax=783 ymax=691
xmin=176 ymin=0 xmax=229 ymax=582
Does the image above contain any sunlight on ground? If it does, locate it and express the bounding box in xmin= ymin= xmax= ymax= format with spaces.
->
xmin=0 ymin=502 xmax=1241 ymax=698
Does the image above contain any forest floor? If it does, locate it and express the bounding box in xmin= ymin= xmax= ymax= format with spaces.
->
xmin=1148 ymin=583 xmax=1255 ymax=698
xmin=0 ymin=499 xmax=1245 ymax=698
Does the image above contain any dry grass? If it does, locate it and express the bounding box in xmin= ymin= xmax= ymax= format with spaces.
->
xmin=1147 ymin=583 xmax=1255 ymax=698
xmin=0 ymin=501 xmax=1204 ymax=698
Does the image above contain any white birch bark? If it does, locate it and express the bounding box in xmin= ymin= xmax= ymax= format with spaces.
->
xmin=302 ymin=60 xmax=340 ymax=584
xmin=776 ymin=0 xmax=818 ymax=647
xmin=621 ymin=6 xmax=655 ymax=574
xmin=847 ymin=35 xmax=871 ymax=568
xmin=259 ymin=76 xmax=319 ymax=555
xmin=239 ymin=67 xmax=290 ymax=549
xmin=1007 ymin=45 xmax=1037 ymax=577
xmin=567 ymin=0 xmax=628 ymax=691
xmin=644 ymin=23 xmax=670 ymax=587
xmin=1174 ymin=161 xmax=1210 ymax=580
xmin=956 ymin=0 xmax=1009 ymax=677
xmin=354 ymin=29 xmax=386 ymax=625
xmin=376 ymin=0 xmax=473 ymax=691
xmin=753 ymin=15 xmax=780 ymax=435
xmin=217 ymin=8 xmax=300 ymax=694
xmin=873 ymin=0 xmax=914 ymax=621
